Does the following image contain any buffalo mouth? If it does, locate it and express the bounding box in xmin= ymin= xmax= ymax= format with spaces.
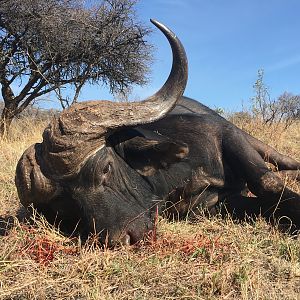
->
xmin=96 ymin=214 xmax=155 ymax=247
xmin=113 ymin=227 xmax=152 ymax=247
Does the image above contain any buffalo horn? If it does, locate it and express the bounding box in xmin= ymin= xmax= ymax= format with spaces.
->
xmin=41 ymin=19 xmax=188 ymax=178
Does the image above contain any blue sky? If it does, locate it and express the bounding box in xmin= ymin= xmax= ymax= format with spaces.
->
xmin=135 ymin=0 xmax=300 ymax=111
xmin=41 ymin=1 xmax=300 ymax=111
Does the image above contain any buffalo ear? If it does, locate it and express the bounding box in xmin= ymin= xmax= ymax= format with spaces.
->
xmin=122 ymin=136 xmax=189 ymax=176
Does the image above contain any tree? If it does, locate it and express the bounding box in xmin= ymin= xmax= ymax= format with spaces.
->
xmin=275 ymin=92 xmax=300 ymax=127
xmin=251 ymin=69 xmax=273 ymax=123
xmin=251 ymin=69 xmax=300 ymax=127
xmin=0 ymin=0 xmax=152 ymax=136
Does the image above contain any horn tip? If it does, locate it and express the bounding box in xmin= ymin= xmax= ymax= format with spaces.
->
xmin=150 ymin=19 xmax=161 ymax=27
xmin=150 ymin=19 xmax=174 ymax=38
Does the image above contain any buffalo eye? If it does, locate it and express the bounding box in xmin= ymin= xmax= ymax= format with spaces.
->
xmin=103 ymin=163 xmax=111 ymax=175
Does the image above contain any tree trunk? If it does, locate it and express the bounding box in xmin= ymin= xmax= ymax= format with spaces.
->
xmin=0 ymin=83 xmax=18 ymax=138
xmin=0 ymin=107 xmax=14 ymax=138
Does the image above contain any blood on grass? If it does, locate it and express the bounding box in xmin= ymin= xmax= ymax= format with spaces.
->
xmin=18 ymin=224 xmax=78 ymax=265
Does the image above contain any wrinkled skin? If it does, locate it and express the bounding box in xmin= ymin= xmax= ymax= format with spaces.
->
xmin=33 ymin=96 xmax=300 ymax=246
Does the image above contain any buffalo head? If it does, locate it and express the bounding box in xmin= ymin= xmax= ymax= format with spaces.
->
xmin=15 ymin=20 xmax=188 ymax=246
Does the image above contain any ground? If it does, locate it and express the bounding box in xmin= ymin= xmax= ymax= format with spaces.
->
xmin=0 ymin=115 xmax=299 ymax=300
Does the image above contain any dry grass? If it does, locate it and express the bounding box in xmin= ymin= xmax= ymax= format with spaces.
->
xmin=0 ymin=117 xmax=299 ymax=300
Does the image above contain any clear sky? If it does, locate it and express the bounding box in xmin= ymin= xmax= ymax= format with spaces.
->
xmin=55 ymin=1 xmax=300 ymax=111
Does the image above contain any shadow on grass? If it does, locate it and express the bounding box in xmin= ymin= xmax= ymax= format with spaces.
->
xmin=0 ymin=206 xmax=30 ymax=236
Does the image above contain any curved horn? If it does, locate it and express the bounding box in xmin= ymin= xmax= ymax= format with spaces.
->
xmin=42 ymin=19 xmax=188 ymax=178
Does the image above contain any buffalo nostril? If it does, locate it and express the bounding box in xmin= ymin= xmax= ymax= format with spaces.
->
xmin=147 ymin=220 xmax=154 ymax=230
xmin=119 ymin=233 xmax=131 ymax=246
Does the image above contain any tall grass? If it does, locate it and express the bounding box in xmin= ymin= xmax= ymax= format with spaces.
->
xmin=0 ymin=116 xmax=299 ymax=299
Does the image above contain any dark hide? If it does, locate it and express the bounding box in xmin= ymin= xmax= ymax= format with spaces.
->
xmin=29 ymin=97 xmax=300 ymax=245
xmin=110 ymin=97 xmax=300 ymax=228
xmin=139 ymin=97 xmax=300 ymax=224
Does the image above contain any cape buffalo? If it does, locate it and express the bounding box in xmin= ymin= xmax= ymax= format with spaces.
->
xmin=15 ymin=20 xmax=300 ymax=246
